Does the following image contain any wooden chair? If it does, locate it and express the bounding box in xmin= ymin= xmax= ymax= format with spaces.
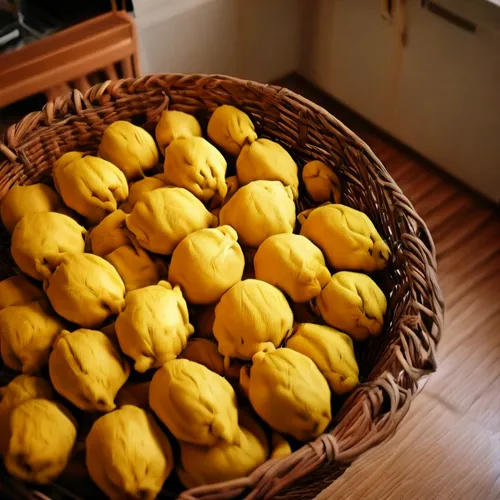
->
xmin=0 ymin=2 xmax=139 ymax=107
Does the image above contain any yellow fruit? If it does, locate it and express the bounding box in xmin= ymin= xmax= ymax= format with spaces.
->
xmin=219 ymin=180 xmax=296 ymax=248
xmin=89 ymin=210 xmax=129 ymax=256
xmin=254 ymin=233 xmax=330 ymax=303
xmin=104 ymin=234 xmax=162 ymax=292
xmin=53 ymin=154 xmax=129 ymax=224
xmin=213 ymin=279 xmax=293 ymax=361
xmin=98 ymin=121 xmax=159 ymax=180
xmin=49 ymin=329 xmax=130 ymax=412
xmin=315 ymin=271 xmax=387 ymax=340
xmin=0 ymin=184 xmax=64 ymax=234
xmin=286 ymin=323 xmax=359 ymax=394
xmin=0 ymin=375 xmax=55 ymax=456
xmin=168 ymin=225 xmax=245 ymax=304
xmin=270 ymin=432 xmax=292 ymax=459
xmin=0 ymin=302 xmax=65 ymax=374
xmin=149 ymin=359 xmax=239 ymax=445
xmin=302 ymin=160 xmax=341 ymax=204
xmin=177 ymin=410 xmax=268 ymax=488
xmin=207 ymin=105 xmax=257 ymax=156
xmin=86 ymin=405 xmax=174 ymax=500
xmin=5 ymin=399 xmax=77 ymax=484
xmin=121 ymin=176 xmax=166 ymax=213
xmin=164 ymin=137 xmax=227 ymax=203
xmin=115 ymin=382 xmax=150 ymax=409
xmin=115 ymin=281 xmax=194 ymax=372
xmin=299 ymin=204 xmax=390 ymax=272
xmin=45 ymin=253 xmax=125 ymax=328
xmin=180 ymin=338 xmax=225 ymax=376
xmin=126 ymin=187 xmax=217 ymax=255
xmin=156 ymin=110 xmax=202 ymax=154
xmin=11 ymin=212 xmax=87 ymax=280
xmin=0 ymin=275 xmax=44 ymax=310
xmin=237 ymin=138 xmax=298 ymax=198
xmin=240 ymin=349 xmax=331 ymax=441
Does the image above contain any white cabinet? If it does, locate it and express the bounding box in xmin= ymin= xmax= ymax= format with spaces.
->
xmin=300 ymin=0 xmax=500 ymax=202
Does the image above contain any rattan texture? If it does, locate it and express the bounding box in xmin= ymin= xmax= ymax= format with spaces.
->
xmin=0 ymin=74 xmax=444 ymax=500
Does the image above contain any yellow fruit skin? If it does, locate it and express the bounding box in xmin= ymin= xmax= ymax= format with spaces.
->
xmin=156 ymin=110 xmax=203 ymax=154
xmin=121 ymin=176 xmax=166 ymax=213
xmin=177 ymin=410 xmax=268 ymax=489
xmin=164 ymin=137 xmax=227 ymax=203
xmin=149 ymin=359 xmax=239 ymax=445
xmin=11 ymin=212 xmax=87 ymax=281
xmin=299 ymin=204 xmax=390 ymax=272
xmin=210 ymin=175 xmax=239 ymax=210
xmin=219 ymin=180 xmax=296 ymax=248
xmin=237 ymin=139 xmax=298 ymax=198
xmin=302 ymin=160 xmax=342 ymax=204
xmin=0 ymin=302 xmax=65 ymax=374
xmin=180 ymin=338 xmax=225 ymax=376
xmin=213 ymin=279 xmax=294 ymax=361
xmin=207 ymin=105 xmax=257 ymax=156
xmin=86 ymin=405 xmax=174 ymax=500
xmin=286 ymin=323 xmax=359 ymax=394
xmin=53 ymin=155 xmax=129 ymax=224
xmin=168 ymin=225 xmax=245 ymax=304
xmin=5 ymin=399 xmax=77 ymax=484
xmin=254 ymin=233 xmax=330 ymax=303
xmin=45 ymin=253 xmax=125 ymax=328
xmin=98 ymin=121 xmax=159 ymax=180
xmin=89 ymin=210 xmax=129 ymax=256
xmin=0 ymin=375 xmax=55 ymax=456
xmin=49 ymin=329 xmax=130 ymax=412
xmin=104 ymin=234 xmax=162 ymax=292
xmin=115 ymin=282 xmax=194 ymax=372
xmin=240 ymin=349 xmax=331 ymax=442
xmin=0 ymin=275 xmax=44 ymax=311
xmin=1 ymin=184 xmax=64 ymax=234
xmin=315 ymin=271 xmax=387 ymax=340
xmin=126 ymin=187 xmax=217 ymax=255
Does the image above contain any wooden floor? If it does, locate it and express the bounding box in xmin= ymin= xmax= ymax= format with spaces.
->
xmin=278 ymin=76 xmax=500 ymax=500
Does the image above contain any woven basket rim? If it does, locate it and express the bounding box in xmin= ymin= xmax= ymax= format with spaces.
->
xmin=0 ymin=73 xmax=444 ymax=500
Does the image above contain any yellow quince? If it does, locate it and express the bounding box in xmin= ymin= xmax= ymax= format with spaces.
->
xmin=53 ymin=154 xmax=128 ymax=224
xmin=115 ymin=281 xmax=194 ymax=372
xmin=126 ymin=187 xmax=217 ymax=255
xmin=240 ymin=348 xmax=331 ymax=441
xmin=302 ymin=160 xmax=341 ymax=204
xmin=0 ymin=275 xmax=44 ymax=310
xmin=89 ymin=210 xmax=129 ymax=256
xmin=213 ymin=279 xmax=294 ymax=361
xmin=86 ymin=405 xmax=174 ymax=500
xmin=98 ymin=121 xmax=159 ymax=180
xmin=11 ymin=212 xmax=86 ymax=280
xmin=120 ymin=176 xmax=166 ymax=213
xmin=155 ymin=110 xmax=202 ymax=153
xmin=299 ymin=204 xmax=390 ymax=272
xmin=45 ymin=253 xmax=125 ymax=328
xmin=314 ymin=271 xmax=387 ymax=340
xmin=49 ymin=329 xmax=130 ymax=412
xmin=207 ymin=105 xmax=257 ymax=155
xmin=180 ymin=338 xmax=225 ymax=376
xmin=219 ymin=180 xmax=295 ymax=248
xmin=286 ymin=323 xmax=359 ymax=394
xmin=149 ymin=359 xmax=239 ymax=445
xmin=237 ymin=138 xmax=298 ymax=198
xmin=1 ymin=184 xmax=64 ymax=233
xmin=254 ymin=233 xmax=330 ymax=303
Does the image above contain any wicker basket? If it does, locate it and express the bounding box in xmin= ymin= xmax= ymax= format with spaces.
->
xmin=0 ymin=74 xmax=444 ymax=500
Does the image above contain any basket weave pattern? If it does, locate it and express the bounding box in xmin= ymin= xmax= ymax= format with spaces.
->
xmin=0 ymin=74 xmax=444 ymax=500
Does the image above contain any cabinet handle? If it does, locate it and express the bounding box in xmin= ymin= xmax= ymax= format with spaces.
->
xmin=423 ymin=1 xmax=476 ymax=33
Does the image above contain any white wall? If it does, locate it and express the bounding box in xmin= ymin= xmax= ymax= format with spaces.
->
xmin=299 ymin=0 xmax=500 ymax=202
xmin=133 ymin=0 xmax=301 ymax=83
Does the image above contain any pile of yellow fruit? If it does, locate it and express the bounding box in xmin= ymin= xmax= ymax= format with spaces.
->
xmin=0 ymin=105 xmax=390 ymax=498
